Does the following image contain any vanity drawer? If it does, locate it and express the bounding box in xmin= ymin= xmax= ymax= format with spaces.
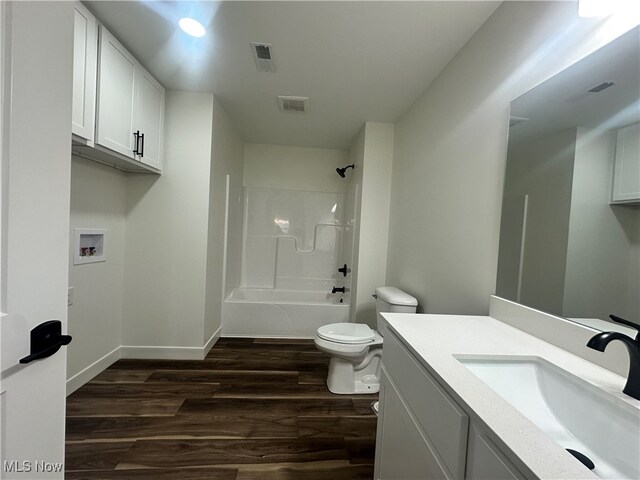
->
xmin=383 ymin=330 xmax=469 ymax=479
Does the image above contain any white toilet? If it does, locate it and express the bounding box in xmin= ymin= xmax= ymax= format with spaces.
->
xmin=314 ymin=286 xmax=417 ymax=394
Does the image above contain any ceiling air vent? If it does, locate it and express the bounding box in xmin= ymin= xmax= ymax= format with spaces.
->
xmin=277 ymin=96 xmax=309 ymax=114
xmin=251 ymin=42 xmax=275 ymax=73
xmin=588 ymin=82 xmax=615 ymax=93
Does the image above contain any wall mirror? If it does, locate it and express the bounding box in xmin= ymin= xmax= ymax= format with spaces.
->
xmin=496 ymin=26 xmax=639 ymax=334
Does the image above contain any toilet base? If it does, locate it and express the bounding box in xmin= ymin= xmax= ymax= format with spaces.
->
xmin=326 ymin=350 xmax=381 ymax=394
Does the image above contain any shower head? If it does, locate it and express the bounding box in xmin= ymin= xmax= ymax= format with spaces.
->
xmin=336 ymin=164 xmax=355 ymax=178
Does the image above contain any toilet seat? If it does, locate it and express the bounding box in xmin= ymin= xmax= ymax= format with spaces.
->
xmin=317 ymin=323 xmax=375 ymax=344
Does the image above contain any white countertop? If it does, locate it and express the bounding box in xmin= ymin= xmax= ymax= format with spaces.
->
xmin=382 ymin=312 xmax=640 ymax=480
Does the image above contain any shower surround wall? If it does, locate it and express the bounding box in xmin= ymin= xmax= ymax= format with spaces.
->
xmin=223 ymin=143 xmax=351 ymax=337
xmin=243 ymin=187 xmax=344 ymax=291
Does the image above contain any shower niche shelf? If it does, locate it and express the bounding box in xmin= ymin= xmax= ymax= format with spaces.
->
xmin=74 ymin=228 xmax=106 ymax=265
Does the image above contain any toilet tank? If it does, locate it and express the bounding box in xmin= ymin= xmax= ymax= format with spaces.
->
xmin=375 ymin=286 xmax=418 ymax=333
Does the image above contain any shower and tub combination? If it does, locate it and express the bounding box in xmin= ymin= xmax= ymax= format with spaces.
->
xmin=222 ymin=164 xmax=358 ymax=337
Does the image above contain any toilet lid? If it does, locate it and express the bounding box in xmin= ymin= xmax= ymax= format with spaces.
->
xmin=317 ymin=323 xmax=375 ymax=344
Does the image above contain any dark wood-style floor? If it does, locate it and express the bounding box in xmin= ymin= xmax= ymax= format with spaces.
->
xmin=65 ymin=337 xmax=378 ymax=480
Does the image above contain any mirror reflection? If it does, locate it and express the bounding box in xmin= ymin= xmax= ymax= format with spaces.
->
xmin=497 ymin=27 xmax=640 ymax=334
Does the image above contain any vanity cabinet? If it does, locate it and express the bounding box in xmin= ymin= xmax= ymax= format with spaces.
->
xmin=96 ymin=26 xmax=164 ymax=170
xmin=611 ymin=122 xmax=640 ymax=204
xmin=375 ymin=369 xmax=451 ymax=479
xmin=375 ymin=328 xmax=525 ymax=480
xmin=71 ymin=2 xmax=97 ymax=145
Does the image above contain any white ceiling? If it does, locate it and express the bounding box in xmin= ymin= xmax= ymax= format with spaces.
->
xmin=86 ymin=1 xmax=500 ymax=149
xmin=510 ymin=26 xmax=640 ymax=144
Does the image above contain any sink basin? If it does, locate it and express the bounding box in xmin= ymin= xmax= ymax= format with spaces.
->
xmin=457 ymin=356 xmax=640 ymax=479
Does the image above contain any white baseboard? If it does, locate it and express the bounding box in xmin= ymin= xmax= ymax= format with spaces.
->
xmin=121 ymin=327 xmax=222 ymax=361
xmin=119 ymin=344 xmax=204 ymax=360
xmin=66 ymin=346 xmax=121 ymax=396
xmin=66 ymin=329 xmax=223 ymax=394
xmin=203 ymin=326 xmax=221 ymax=356
xmin=221 ymin=334 xmax=314 ymax=339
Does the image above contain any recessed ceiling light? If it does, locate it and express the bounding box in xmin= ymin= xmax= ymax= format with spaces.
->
xmin=578 ymin=0 xmax=640 ymax=17
xmin=578 ymin=0 xmax=614 ymax=17
xmin=179 ymin=17 xmax=206 ymax=38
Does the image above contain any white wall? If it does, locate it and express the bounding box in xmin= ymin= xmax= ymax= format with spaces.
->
xmin=123 ymin=91 xmax=213 ymax=349
xmin=204 ymin=98 xmax=244 ymax=343
xmin=67 ymin=91 xmax=246 ymax=373
xmin=67 ymin=157 xmax=126 ymax=386
xmin=563 ymin=127 xmax=640 ymax=321
xmin=387 ymin=1 xmax=638 ymax=315
xmin=353 ymin=122 xmax=394 ymax=327
xmin=243 ymin=143 xmax=347 ymax=193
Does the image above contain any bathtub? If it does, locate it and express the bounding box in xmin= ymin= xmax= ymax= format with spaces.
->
xmin=222 ymin=287 xmax=350 ymax=337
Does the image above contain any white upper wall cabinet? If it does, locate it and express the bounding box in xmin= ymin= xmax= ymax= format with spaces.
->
xmin=71 ymin=2 xmax=97 ymax=144
xmin=72 ymin=14 xmax=164 ymax=174
xmin=135 ymin=67 xmax=164 ymax=170
xmin=611 ymin=123 xmax=640 ymax=204
xmin=96 ymin=26 xmax=137 ymax=158
xmin=96 ymin=25 xmax=165 ymax=171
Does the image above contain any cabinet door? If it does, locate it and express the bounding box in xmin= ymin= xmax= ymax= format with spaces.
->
xmin=375 ymin=369 xmax=451 ymax=480
xmin=465 ymin=423 xmax=525 ymax=480
xmin=71 ymin=2 xmax=97 ymax=143
xmin=96 ymin=26 xmax=136 ymax=159
xmin=135 ymin=65 xmax=164 ymax=169
xmin=611 ymin=123 xmax=640 ymax=203
xmin=383 ymin=329 xmax=468 ymax=478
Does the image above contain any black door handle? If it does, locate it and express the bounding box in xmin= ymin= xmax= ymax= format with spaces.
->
xmin=338 ymin=264 xmax=350 ymax=277
xmin=139 ymin=133 xmax=144 ymax=158
xmin=20 ymin=320 xmax=72 ymax=364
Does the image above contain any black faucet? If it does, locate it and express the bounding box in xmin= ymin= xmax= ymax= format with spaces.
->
xmin=331 ymin=286 xmax=346 ymax=294
xmin=587 ymin=315 xmax=640 ymax=401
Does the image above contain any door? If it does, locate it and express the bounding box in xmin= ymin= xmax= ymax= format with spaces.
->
xmin=96 ymin=26 xmax=137 ymax=159
xmin=1 ymin=3 xmax=74 ymax=479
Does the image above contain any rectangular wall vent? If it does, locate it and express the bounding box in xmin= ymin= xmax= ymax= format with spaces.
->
xmin=251 ymin=42 xmax=275 ymax=73
xmin=277 ymin=96 xmax=309 ymax=113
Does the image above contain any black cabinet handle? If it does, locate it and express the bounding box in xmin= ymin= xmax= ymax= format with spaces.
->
xmin=19 ymin=320 xmax=72 ymax=364
xmin=139 ymin=133 xmax=144 ymax=158
xmin=132 ymin=130 xmax=140 ymax=155
xmin=338 ymin=264 xmax=350 ymax=277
